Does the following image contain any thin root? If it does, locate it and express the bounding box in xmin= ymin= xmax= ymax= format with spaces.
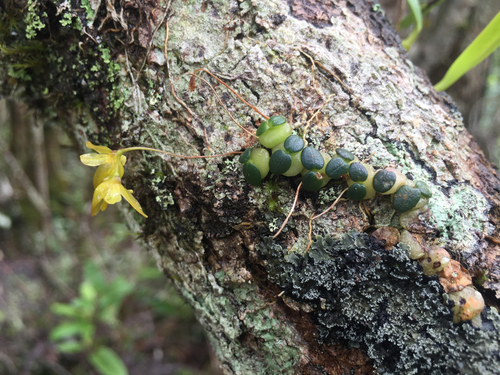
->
xmin=186 ymin=73 xmax=257 ymax=138
xmin=301 ymin=47 xmax=360 ymax=108
xmin=298 ymin=49 xmax=316 ymax=86
xmin=273 ymin=182 xmax=302 ymax=239
xmin=189 ymin=68 xmax=269 ymax=119
xmin=204 ymin=127 xmax=213 ymax=152
xmin=122 ymin=146 xmax=241 ymax=159
xmin=164 ymin=19 xmax=169 ymax=60
xmin=170 ymin=81 xmax=195 ymax=119
xmin=362 ymin=150 xmax=376 ymax=164
xmin=302 ymin=94 xmax=335 ymax=145
xmin=305 ymin=187 xmax=348 ymax=253
xmin=305 ymin=212 xmax=315 ymax=253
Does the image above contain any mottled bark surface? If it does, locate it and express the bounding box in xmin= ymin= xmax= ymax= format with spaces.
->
xmin=1 ymin=0 xmax=500 ymax=373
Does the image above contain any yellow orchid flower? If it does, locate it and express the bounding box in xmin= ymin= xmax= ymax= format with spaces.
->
xmin=91 ymin=176 xmax=147 ymax=217
xmin=80 ymin=141 xmax=242 ymax=218
xmin=80 ymin=141 xmax=147 ymax=218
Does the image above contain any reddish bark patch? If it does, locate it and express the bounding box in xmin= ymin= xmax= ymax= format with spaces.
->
xmin=287 ymin=0 xmax=403 ymax=50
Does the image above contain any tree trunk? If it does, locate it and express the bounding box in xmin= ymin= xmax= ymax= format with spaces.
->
xmin=1 ymin=0 xmax=500 ymax=373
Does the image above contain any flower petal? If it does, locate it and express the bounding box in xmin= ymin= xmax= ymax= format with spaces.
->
xmin=86 ymin=141 xmax=112 ymax=154
xmin=91 ymin=181 xmax=112 ymax=216
xmin=118 ymin=184 xmax=148 ymax=217
xmin=93 ymin=163 xmax=113 ymax=188
xmin=80 ymin=153 xmax=109 ymax=166
xmin=103 ymin=179 xmax=123 ymax=204
xmin=100 ymin=202 xmax=108 ymax=212
xmin=93 ymin=161 xmax=124 ymax=188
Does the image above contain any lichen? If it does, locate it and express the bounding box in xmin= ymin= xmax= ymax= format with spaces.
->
xmin=258 ymin=233 xmax=500 ymax=374
xmin=25 ymin=0 xmax=47 ymax=39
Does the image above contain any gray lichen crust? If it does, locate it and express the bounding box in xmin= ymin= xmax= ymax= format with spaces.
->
xmin=258 ymin=233 xmax=500 ymax=374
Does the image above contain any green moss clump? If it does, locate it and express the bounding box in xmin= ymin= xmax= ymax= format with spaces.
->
xmin=257 ymin=233 xmax=500 ymax=374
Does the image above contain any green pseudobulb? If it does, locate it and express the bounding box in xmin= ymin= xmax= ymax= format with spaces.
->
xmin=239 ymin=148 xmax=270 ymax=186
xmin=257 ymin=116 xmax=292 ymax=148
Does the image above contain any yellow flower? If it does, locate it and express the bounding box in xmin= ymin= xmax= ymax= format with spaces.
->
xmin=91 ymin=176 xmax=147 ymax=217
xmin=80 ymin=142 xmax=147 ymax=217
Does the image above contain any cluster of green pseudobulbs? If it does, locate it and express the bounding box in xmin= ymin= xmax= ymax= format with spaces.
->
xmin=239 ymin=116 xmax=432 ymax=213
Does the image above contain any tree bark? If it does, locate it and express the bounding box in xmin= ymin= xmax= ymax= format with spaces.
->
xmin=1 ymin=0 xmax=500 ymax=373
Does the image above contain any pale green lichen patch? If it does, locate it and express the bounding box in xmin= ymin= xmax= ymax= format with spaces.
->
xmin=429 ymin=185 xmax=490 ymax=255
xmin=149 ymin=222 xmax=300 ymax=375
xmin=25 ymin=0 xmax=47 ymax=39
xmin=258 ymin=233 xmax=500 ymax=374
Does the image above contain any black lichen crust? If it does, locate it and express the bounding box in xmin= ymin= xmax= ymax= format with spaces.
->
xmin=257 ymin=233 xmax=500 ymax=375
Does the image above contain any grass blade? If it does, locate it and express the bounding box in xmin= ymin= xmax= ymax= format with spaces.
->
xmin=435 ymin=12 xmax=500 ymax=91
xmin=402 ymin=0 xmax=423 ymax=50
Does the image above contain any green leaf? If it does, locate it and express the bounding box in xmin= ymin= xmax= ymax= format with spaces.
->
xmin=56 ymin=340 xmax=85 ymax=353
xmin=80 ymin=281 xmax=98 ymax=302
xmin=50 ymin=321 xmax=95 ymax=342
xmin=89 ymin=346 xmax=128 ymax=375
xmin=435 ymin=12 xmax=500 ymax=91
xmin=50 ymin=302 xmax=79 ymax=318
xmin=84 ymin=261 xmax=107 ymax=292
xmin=402 ymin=0 xmax=423 ymax=50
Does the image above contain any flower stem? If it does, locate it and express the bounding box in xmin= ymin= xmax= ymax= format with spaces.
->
xmin=117 ymin=147 xmax=242 ymax=159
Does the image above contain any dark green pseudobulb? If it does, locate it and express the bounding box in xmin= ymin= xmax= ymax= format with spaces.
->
xmin=347 ymin=183 xmax=367 ymax=200
xmin=239 ymin=148 xmax=251 ymax=164
xmin=349 ymin=162 xmax=368 ymax=182
xmin=373 ymin=169 xmax=396 ymax=193
xmin=269 ymin=150 xmax=292 ymax=175
xmin=335 ymin=148 xmax=355 ymax=161
xmin=302 ymin=171 xmax=325 ymax=191
xmin=301 ymin=147 xmax=324 ymax=171
xmin=393 ymin=185 xmax=422 ymax=212
xmin=269 ymin=135 xmax=305 ymax=176
xmin=256 ymin=115 xmax=292 ymax=148
xmin=242 ymin=163 xmax=262 ymax=186
xmin=325 ymin=157 xmax=349 ymax=179
xmin=284 ymin=135 xmax=304 ymax=153
xmin=373 ymin=167 xmax=407 ymax=195
xmin=239 ymin=148 xmax=270 ymax=186
xmin=416 ymin=181 xmax=432 ymax=198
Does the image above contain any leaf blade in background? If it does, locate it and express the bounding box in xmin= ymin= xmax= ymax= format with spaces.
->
xmin=55 ymin=341 xmax=86 ymax=353
xmin=435 ymin=11 xmax=500 ymax=91
xmin=89 ymin=346 xmax=128 ymax=375
xmin=50 ymin=302 xmax=79 ymax=318
xmin=399 ymin=0 xmax=444 ymax=29
xmin=50 ymin=321 xmax=95 ymax=342
xmin=402 ymin=0 xmax=423 ymax=50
